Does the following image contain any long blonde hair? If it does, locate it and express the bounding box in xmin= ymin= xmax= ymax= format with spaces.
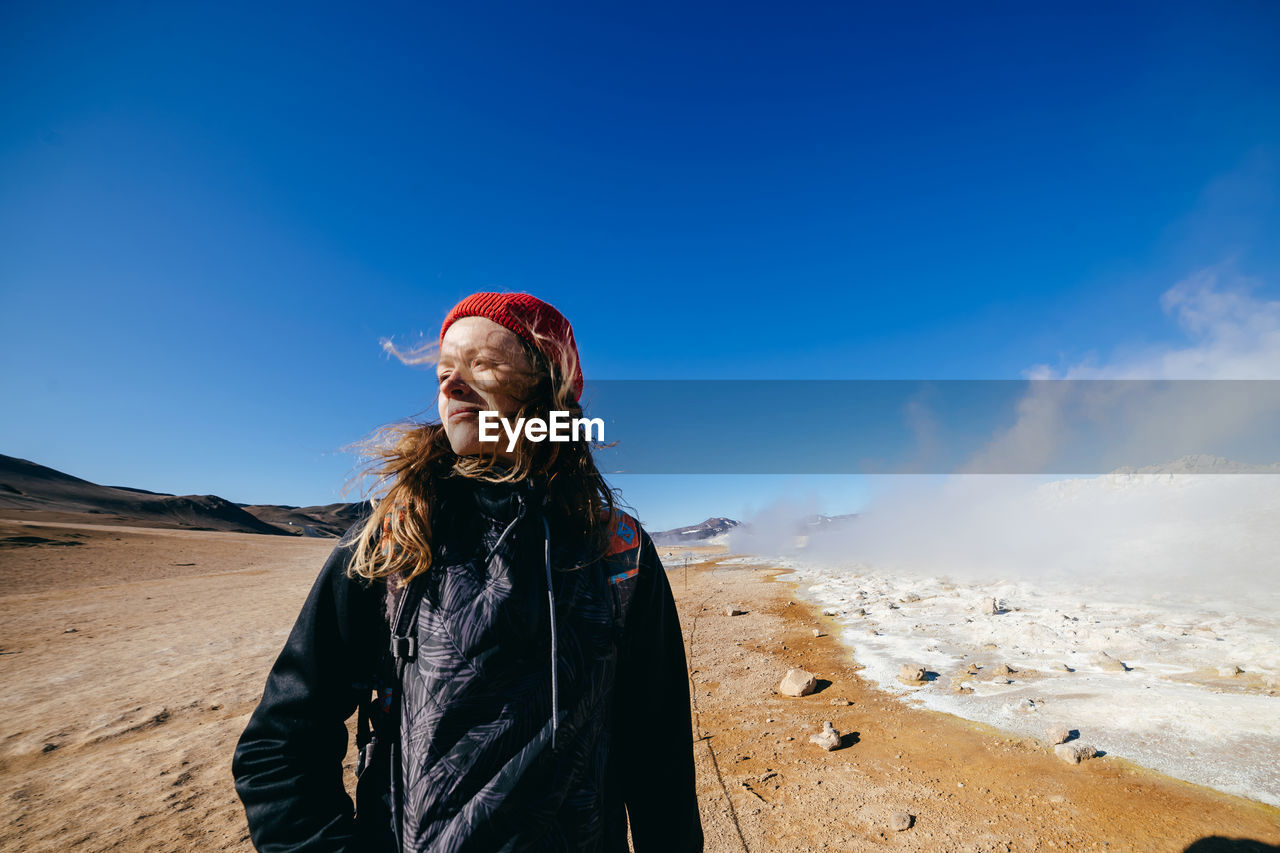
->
xmin=346 ymin=319 xmax=617 ymax=587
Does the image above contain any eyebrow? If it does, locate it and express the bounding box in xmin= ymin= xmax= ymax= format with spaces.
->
xmin=437 ymin=343 xmax=513 ymax=365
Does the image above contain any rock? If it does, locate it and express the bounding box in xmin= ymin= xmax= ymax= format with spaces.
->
xmin=1046 ymin=726 xmax=1072 ymax=744
xmin=1054 ymin=743 xmax=1098 ymax=764
xmin=889 ymin=811 xmax=914 ymax=831
xmin=966 ymin=663 xmax=981 ymax=675
xmin=852 ymin=608 xmax=867 ymax=617
xmin=899 ymin=664 xmax=926 ymax=682
xmin=1052 ymin=662 xmax=1073 ymax=672
xmin=822 ymin=608 xmax=837 ymax=616
xmin=1218 ymin=665 xmax=1242 ymax=677
xmin=780 ymin=668 xmax=818 ymax=697
xmin=994 ymin=663 xmax=1016 ymax=676
xmin=981 ymin=597 xmax=1000 ymax=616
xmin=992 ymin=676 xmax=1011 ymax=685
xmin=809 ymin=721 xmax=841 ymax=750
xmin=902 ymin=593 xmax=920 ymax=602
xmin=1091 ymin=652 xmax=1129 ymax=673
xmin=724 ymin=606 xmax=746 ymax=617
xmin=830 ymin=697 xmax=852 ymax=706
xmin=812 ymin=628 xmax=824 ymax=638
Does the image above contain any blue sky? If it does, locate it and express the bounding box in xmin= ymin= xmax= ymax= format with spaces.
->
xmin=2 ymin=2 xmax=1278 ymax=529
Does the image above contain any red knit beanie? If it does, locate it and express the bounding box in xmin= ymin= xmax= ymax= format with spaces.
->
xmin=440 ymin=292 xmax=585 ymax=401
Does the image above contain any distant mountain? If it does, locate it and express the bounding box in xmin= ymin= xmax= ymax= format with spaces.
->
xmin=652 ymin=517 xmax=741 ymax=545
xmin=0 ymin=455 xmax=365 ymax=537
xmin=802 ymin=512 xmax=859 ymax=531
xmin=240 ymin=501 xmax=370 ymax=538
xmin=1109 ymin=454 xmax=1280 ymax=475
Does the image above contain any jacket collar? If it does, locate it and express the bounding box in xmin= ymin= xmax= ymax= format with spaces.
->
xmin=444 ymin=469 xmax=547 ymax=524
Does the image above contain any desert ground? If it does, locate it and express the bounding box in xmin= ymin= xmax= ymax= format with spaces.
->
xmin=1 ymin=520 xmax=1277 ymax=852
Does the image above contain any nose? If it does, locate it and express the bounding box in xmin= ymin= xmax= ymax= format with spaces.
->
xmin=439 ymin=372 xmax=471 ymax=398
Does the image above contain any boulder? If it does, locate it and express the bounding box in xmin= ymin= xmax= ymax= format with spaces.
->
xmin=1054 ymin=743 xmax=1098 ymax=765
xmin=1091 ymin=652 xmax=1129 ymax=673
xmin=809 ymin=721 xmax=840 ymax=751
xmin=1046 ymin=725 xmax=1072 ymax=745
xmin=780 ymin=668 xmax=818 ymax=697
xmin=899 ymin=664 xmax=926 ymax=683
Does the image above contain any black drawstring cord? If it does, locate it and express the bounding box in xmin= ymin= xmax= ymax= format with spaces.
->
xmin=542 ymin=513 xmax=559 ymax=750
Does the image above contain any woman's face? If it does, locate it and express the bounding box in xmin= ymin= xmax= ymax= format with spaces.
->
xmin=437 ymin=316 xmax=537 ymax=461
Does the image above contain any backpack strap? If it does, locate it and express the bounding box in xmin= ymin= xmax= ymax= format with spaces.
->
xmin=603 ymin=511 xmax=641 ymax=557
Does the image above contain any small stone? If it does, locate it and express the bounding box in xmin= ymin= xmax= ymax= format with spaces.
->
xmin=994 ymin=663 xmax=1016 ymax=676
xmin=724 ymin=606 xmax=746 ymax=617
xmin=899 ymin=664 xmax=926 ymax=683
xmin=809 ymin=721 xmax=841 ymax=751
xmin=992 ymin=677 xmax=1011 ymax=685
xmin=1054 ymin=743 xmax=1098 ymax=764
xmin=1052 ymin=662 xmax=1073 ymax=672
xmin=966 ymin=663 xmax=981 ymax=675
xmin=41 ymin=743 xmax=58 ymax=753
xmin=902 ymin=593 xmax=920 ymax=602
xmin=780 ymin=668 xmax=818 ymax=697
xmin=829 ymin=698 xmax=852 ymax=706
xmin=822 ymin=608 xmax=837 ymax=616
xmin=63 ymin=628 xmax=78 ymax=634
xmin=1046 ymin=726 xmax=1072 ymax=745
xmin=1091 ymin=652 xmax=1129 ymax=673
xmin=1218 ymin=665 xmax=1242 ymax=677
xmin=889 ymin=811 xmax=914 ymax=831
xmin=852 ymin=608 xmax=866 ymax=617
xmin=981 ymin=597 xmax=1000 ymax=616
xmin=812 ymin=628 xmax=825 ymax=638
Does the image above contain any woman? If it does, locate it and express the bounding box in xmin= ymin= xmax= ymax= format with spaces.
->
xmin=232 ymin=292 xmax=703 ymax=852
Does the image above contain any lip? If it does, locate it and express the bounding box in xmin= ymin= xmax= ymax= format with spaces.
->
xmin=448 ymin=408 xmax=482 ymax=422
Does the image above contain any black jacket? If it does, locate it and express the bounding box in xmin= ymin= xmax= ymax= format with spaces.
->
xmin=232 ymin=477 xmax=702 ymax=852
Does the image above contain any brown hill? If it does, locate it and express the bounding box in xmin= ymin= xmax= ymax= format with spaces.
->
xmin=0 ymin=455 xmax=291 ymax=536
xmin=240 ymin=502 xmax=369 ymax=538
